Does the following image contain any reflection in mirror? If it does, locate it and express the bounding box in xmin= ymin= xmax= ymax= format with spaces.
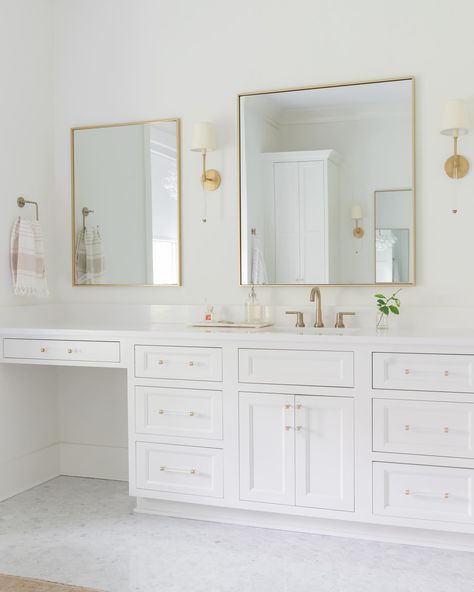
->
xmin=239 ymin=78 xmax=415 ymax=285
xmin=375 ymin=190 xmax=412 ymax=283
xmin=72 ymin=119 xmax=180 ymax=286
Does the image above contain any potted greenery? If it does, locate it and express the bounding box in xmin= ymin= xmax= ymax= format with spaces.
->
xmin=375 ymin=289 xmax=401 ymax=330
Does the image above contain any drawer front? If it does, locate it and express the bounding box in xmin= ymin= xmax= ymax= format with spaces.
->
xmin=373 ymin=399 xmax=474 ymax=458
xmin=135 ymin=346 xmax=222 ymax=381
xmin=239 ymin=349 xmax=354 ymax=387
xmin=373 ymin=462 xmax=474 ymax=524
xmin=3 ymin=338 xmax=120 ymax=363
xmin=373 ymin=352 xmax=474 ymax=393
xmin=136 ymin=442 xmax=223 ymax=498
xmin=135 ymin=386 xmax=223 ymax=440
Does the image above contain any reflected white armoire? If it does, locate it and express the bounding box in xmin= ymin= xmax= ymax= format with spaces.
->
xmin=262 ymin=150 xmax=340 ymax=284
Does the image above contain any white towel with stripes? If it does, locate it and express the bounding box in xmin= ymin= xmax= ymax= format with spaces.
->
xmin=75 ymin=226 xmax=105 ymax=284
xmin=10 ymin=217 xmax=49 ymax=297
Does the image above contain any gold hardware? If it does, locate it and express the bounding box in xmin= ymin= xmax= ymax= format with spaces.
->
xmin=404 ymin=489 xmax=411 ymax=496
xmin=158 ymin=409 xmax=195 ymax=417
xmin=353 ymin=223 xmax=364 ymax=238
xmin=296 ymin=403 xmax=302 ymax=410
xmin=188 ymin=361 xmax=195 ymax=366
xmin=404 ymin=369 xmax=410 ymax=375
xmin=443 ymin=492 xmax=449 ymax=499
xmin=284 ymin=403 xmax=292 ymax=409
xmin=67 ymin=348 xmax=73 ymax=354
xmin=285 ymin=311 xmax=305 ymax=328
xmin=158 ymin=360 xmax=165 ymax=365
xmin=17 ymin=196 xmax=39 ymax=221
xmin=81 ymin=207 xmax=95 ymax=230
xmin=404 ymin=424 xmax=410 ymax=431
xmin=444 ymin=370 xmax=449 ymax=377
xmin=296 ymin=425 xmax=303 ymax=431
xmin=159 ymin=466 xmax=197 ymax=475
xmin=309 ymin=286 xmax=324 ymax=328
xmin=40 ymin=347 xmax=47 ymax=353
xmin=284 ymin=425 xmax=292 ymax=431
xmin=335 ymin=311 xmax=355 ymax=329
xmin=443 ymin=427 xmax=449 ymax=433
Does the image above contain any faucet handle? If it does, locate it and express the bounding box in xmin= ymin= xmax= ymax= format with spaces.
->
xmin=286 ymin=311 xmax=305 ymax=328
xmin=335 ymin=312 xmax=355 ymax=329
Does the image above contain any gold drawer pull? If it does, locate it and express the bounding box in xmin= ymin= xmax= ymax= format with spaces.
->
xmin=158 ymin=359 xmax=165 ymax=365
xmin=443 ymin=426 xmax=449 ymax=433
xmin=444 ymin=370 xmax=449 ymax=377
xmin=159 ymin=466 xmax=197 ymax=475
xmin=40 ymin=347 xmax=47 ymax=353
xmin=284 ymin=425 xmax=293 ymax=431
xmin=158 ymin=409 xmax=195 ymax=417
xmin=404 ymin=369 xmax=410 ymax=375
xmin=405 ymin=489 xmax=450 ymax=499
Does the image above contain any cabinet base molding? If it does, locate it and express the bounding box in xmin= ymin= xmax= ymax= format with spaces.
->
xmin=134 ymin=497 xmax=474 ymax=553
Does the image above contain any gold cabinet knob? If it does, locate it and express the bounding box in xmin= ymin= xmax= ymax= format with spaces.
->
xmin=296 ymin=425 xmax=303 ymax=431
xmin=40 ymin=347 xmax=47 ymax=353
xmin=158 ymin=359 xmax=164 ymax=365
xmin=284 ymin=425 xmax=292 ymax=431
xmin=443 ymin=427 xmax=449 ymax=433
xmin=444 ymin=370 xmax=449 ymax=377
xmin=443 ymin=492 xmax=449 ymax=499
xmin=404 ymin=489 xmax=411 ymax=496
xmin=284 ymin=403 xmax=292 ymax=410
xmin=296 ymin=403 xmax=302 ymax=410
xmin=404 ymin=424 xmax=411 ymax=431
xmin=188 ymin=361 xmax=195 ymax=366
xmin=67 ymin=348 xmax=73 ymax=354
xmin=404 ymin=369 xmax=410 ymax=375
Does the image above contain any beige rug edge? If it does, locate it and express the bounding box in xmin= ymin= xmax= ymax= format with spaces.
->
xmin=0 ymin=574 xmax=104 ymax=592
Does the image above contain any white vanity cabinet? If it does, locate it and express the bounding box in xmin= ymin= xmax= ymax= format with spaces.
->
xmin=239 ymin=392 xmax=354 ymax=510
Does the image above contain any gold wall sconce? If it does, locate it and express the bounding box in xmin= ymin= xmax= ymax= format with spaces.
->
xmin=191 ymin=122 xmax=221 ymax=191
xmin=351 ymin=205 xmax=364 ymax=238
xmin=441 ymin=99 xmax=470 ymax=180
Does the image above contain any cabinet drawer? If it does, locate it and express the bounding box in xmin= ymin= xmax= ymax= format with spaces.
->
xmin=3 ymin=338 xmax=120 ymax=363
xmin=135 ymin=386 xmax=223 ymax=440
xmin=135 ymin=346 xmax=222 ymax=381
xmin=373 ymin=399 xmax=474 ymax=458
xmin=373 ymin=352 xmax=474 ymax=393
xmin=136 ymin=442 xmax=223 ymax=498
xmin=239 ymin=349 xmax=354 ymax=387
xmin=373 ymin=462 xmax=474 ymax=524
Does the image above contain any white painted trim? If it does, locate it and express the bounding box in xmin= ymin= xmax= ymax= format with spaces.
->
xmin=0 ymin=444 xmax=59 ymax=502
xmin=59 ymin=443 xmax=128 ymax=481
xmin=135 ymin=497 xmax=474 ymax=553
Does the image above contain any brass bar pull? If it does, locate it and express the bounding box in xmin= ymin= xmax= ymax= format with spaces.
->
xmin=405 ymin=489 xmax=450 ymax=499
xmin=158 ymin=409 xmax=196 ymax=417
xmin=160 ymin=466 xmax=197 ymax=475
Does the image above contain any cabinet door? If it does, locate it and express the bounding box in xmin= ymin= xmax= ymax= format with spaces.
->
xmin=299 ymin=160 xmax=327 ymax=283
xmin=239 ymin=392 xmax=295 ymax=505
xmin=295 ymin=396 xmax=354 ymax=511
xmin=274 ymin=162 xmax=301 ymax=283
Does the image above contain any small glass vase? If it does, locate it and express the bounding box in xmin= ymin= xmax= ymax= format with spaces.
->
xmin=376 ymin=312 xmax=389 ymax=331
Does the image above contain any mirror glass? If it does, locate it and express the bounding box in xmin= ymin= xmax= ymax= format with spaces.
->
xmin=239 ymin=78 xmax=414 ymax=285
xmin=72 ymin=119 xmax=180 ymax=286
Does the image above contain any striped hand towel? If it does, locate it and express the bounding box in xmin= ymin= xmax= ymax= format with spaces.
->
xmin=10 ymin=217 xmax=49 ymax=297
xmin=75 ymin=226 xmax=105 ymax=284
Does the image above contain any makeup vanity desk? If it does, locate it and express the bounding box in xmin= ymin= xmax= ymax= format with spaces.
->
xmin=2 ymin=320 xmax=474 ymax=551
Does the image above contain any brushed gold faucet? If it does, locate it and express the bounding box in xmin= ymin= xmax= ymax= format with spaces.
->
xmin=309 ymin=286 xmax=324 ymax=328
xmin=335 ymin=312 xmax=355 ymax=329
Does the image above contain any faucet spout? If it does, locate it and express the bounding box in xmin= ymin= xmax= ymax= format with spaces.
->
xmin=309 ymin=286 xmax=324 ymax=328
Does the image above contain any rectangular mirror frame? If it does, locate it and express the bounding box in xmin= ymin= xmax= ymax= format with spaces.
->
xmin=70 ymin=118 xmax=182 ymax=287
xmin=238 ymin=77 xmax=416 ymax=287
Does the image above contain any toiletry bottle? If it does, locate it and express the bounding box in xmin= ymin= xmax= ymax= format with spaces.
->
xmin=205 ymin=304 xmax=214 ymax=322
xmin=245 ymin=287 xmax=262 ymax=324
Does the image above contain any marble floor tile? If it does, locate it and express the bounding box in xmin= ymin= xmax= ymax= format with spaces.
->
xmin=0 ymin=477 xmax=473 ymax=592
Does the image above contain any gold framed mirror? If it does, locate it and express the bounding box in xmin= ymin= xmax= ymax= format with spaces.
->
xmin=238 ymin=77 xmax=415 ymax=286
xmin=71 ymin=118 xmax=181 ymax=286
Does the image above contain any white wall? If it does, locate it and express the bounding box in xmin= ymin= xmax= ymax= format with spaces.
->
xmin=0 ymin=0 xmax=58 ymax=501
xmin=50 ymin=0 xmax=474 ymax=314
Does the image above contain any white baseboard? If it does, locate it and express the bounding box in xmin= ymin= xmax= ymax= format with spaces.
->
xmin=0 ymin=444 xmax=59 ymax=502
xmin=59 ymin=442 xmax=128 ymax=481
xmin=135 ymin=497 xmax=474 ymax=553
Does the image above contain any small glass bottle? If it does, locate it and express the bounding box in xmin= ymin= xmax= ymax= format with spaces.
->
xmin=245 ymin=287 xmax=262 ymax=324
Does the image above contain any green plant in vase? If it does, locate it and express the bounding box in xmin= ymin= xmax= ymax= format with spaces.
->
xmin=375 ymin=289 xmax=401 ymax=330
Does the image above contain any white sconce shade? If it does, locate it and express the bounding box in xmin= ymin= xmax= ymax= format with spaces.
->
xmin=191 ymin=122 xmax=217 ymax=152
xmin=351 ymin=205 xmax=363 ymax=220
xmin=441 ymin=100 xmax=470 ymax=136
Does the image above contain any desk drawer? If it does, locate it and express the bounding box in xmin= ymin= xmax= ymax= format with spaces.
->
xmin=3 ymin=338 xmax=120 ymax=363
xmin=135 ymin=386 xmax=223 ymax=440
xmin=373 ymin=462 xmax=474 ymax=524
xmin=239 ymin=349 xmax=354 ymax=387
xmin=373 ymin=353 xmax=474 ymax=393
xmin=136 ymin=442 xmax=223 ymax=498
xmin=373 ymin=399 xmax=474 ymax=458
xmin=135 ymin=346 xmax=222 ymax=381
